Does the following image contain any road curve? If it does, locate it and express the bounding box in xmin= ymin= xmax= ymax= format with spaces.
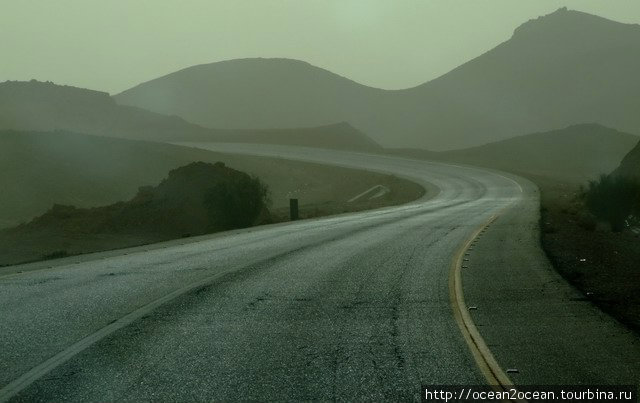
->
xmin=1 ymin=145 xmax=530 ymax=401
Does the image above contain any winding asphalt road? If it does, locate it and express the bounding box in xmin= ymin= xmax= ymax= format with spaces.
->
xmin=1 ymin=144 xmax=637 ymax=402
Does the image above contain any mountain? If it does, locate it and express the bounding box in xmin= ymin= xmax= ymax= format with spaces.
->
xmin=391 ymin=7 xmax=640 ymax=150
xmin=390 ymin=124 xmax=639 ymax=182
xmin=613 ymin=140 xmax=640 ymax=180
xmin=0 ymin=80 xmax=380 ymax=151
xmin=0 ymin=80 xmax=212 ymax=140
xmin=115 ymin=8 xmax=640 ymax=150
xmin=115 ymin=58 xmax=383 ymax=131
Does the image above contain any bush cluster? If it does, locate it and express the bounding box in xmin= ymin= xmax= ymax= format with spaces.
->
xmin=204 ymin=174 xmax=269 ymax=230
xmin=582 ymin=174 xmax=640 ymax=232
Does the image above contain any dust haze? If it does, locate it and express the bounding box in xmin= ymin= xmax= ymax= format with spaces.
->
xmin=1 ymin=2 xmax=640 ymax=401
xmin=2 ymin=1 xmax=640 ymax=93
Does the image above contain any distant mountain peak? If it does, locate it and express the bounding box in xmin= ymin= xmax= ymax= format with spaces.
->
xmin=186 ymin=57 xmax=317 ymax=72
xmin=511 ymin=7 xmax=635 ymax=40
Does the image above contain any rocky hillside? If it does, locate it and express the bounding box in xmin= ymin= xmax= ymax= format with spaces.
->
xmin=613 ymin=140 xmax=640 ymax=180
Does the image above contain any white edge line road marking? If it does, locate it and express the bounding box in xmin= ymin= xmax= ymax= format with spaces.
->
xmin=0 ymin=151 xmax=527 ymax=401
xmin=0 ymin=268 xmax=239 ymax=403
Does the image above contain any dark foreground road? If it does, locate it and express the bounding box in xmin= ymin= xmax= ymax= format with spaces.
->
xmin=1 ymin=145 xmax=638 ymax=402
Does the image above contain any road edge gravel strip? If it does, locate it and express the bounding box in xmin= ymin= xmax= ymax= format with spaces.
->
xmin=449 ymin=215 xmax=519 ymax=392
xmin=460 ymin=175 xmax=640 ymax=386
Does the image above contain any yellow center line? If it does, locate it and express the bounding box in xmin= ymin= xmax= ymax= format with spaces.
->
xmin=449 ymin=214 xmax=527 ymax=403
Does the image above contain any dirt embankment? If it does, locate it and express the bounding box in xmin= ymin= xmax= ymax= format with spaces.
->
xmin=529 ymin=175 xmax=640 ymax=333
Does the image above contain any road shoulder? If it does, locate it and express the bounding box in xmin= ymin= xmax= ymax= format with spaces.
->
xmin=461 ymin=176 xmax=640 ymax=384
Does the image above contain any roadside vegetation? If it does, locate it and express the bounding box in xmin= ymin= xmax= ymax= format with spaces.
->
xmin=536 ymin=175 xmax=640 ymax=333
xmin=581 ymin=174 xmax=640 ymax=232
xmin=0 ymin=162 xmax=271 ymax=267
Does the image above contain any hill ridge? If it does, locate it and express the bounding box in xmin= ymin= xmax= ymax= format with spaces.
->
xmin=113 ymin=8 xmax=640 ymax=150
xmin=0 ymin=80 xmax=381 ymax=151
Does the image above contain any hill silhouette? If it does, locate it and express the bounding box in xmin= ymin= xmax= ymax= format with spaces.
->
xmin=115 ymin=8 xmax=640 ymax=150
xmin=0 ymin=80 xmax=380 ymax=151
xmin=0 ymin=80 xmax=211 ymax=140
xmin=393 ymin=7 xmax=640 ymax=149
xmin=391 ymin=124 xmax=639 ymax=182
xmin=115 ymin=58 xmax=383 ymax=132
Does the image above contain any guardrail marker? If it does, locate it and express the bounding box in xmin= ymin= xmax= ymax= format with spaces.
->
xmin=290 ymin=198 xmax=299 ymax=221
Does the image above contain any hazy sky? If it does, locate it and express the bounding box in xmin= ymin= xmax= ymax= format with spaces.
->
xmin=1 ymin=0 xmax=639 ymax=94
